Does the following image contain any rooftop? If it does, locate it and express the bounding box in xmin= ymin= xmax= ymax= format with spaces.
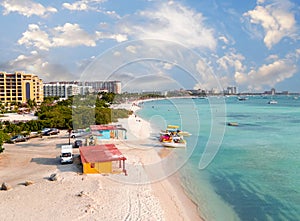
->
xmin=79 ymin=144 xmax=126 ymax=163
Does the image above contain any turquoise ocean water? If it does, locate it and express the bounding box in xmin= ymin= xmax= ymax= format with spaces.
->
xmin=136 ymin=96 xmax=300 ymax=221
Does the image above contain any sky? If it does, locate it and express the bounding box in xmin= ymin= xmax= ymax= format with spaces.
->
xmin=0 ymin=0 xmax=299 ymax=93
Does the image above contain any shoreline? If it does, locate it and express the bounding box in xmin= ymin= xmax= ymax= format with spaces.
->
xmin=0 ymin=98 xmax=204 ymax=221
xmin=115 ymin=98 xmax=204 ymax=221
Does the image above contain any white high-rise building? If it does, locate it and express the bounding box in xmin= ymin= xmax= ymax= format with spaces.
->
xmin=44 ymin=81 xmax=120 ymax=98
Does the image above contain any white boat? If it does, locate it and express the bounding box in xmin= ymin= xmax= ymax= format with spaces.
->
xmin=160 ymin=130 xmax=191 ymax=136
xmin=238 ymin=96 xmax=248 ymax=101
xmin=268 ymin=100 xmax=278 ymax=104
xmin=159 ymin=125 xmax=189 ymax=148
xmin=161 ymin=136 xmax=187 ymax=148
xmin=227 ymin=122 xmax=239 ymax=126
xmin=160 ymin=125 xmax=191 ymax=136
xmin=162 ymin=141 xmax=186 ymax=148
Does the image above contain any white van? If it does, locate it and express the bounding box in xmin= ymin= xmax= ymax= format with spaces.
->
xmin=60 ymin=145 xmax=73 ymax=164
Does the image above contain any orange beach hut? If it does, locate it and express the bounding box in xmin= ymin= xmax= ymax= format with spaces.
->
xmin=79 ymin=144 xmax=127 ymax=175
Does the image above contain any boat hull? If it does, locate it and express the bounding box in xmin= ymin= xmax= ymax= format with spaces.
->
xmin=161 ymin=141 xmax=186 ymax=148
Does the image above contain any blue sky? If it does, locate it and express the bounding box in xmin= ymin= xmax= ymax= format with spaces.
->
xmin=0 ymin=0 xmax=299 ymax=93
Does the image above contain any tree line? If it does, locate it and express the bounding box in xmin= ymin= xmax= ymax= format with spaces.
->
xmin=0 ymin=92 xmax=132 ymax=153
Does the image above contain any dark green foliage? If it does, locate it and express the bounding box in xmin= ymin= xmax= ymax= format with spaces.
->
xmin=99 ymin=92 xmax=115 ymax=104
xmin=27 ymin=99 xmax=37 ymax=109
xmin=140 ymin=94 xmax=165 ymax=99
xmin=72 ymin=107 xmax=95 ymax=129
xmin=111 ymin=109 xmax=133 ymax=122
xmin=95 ymin=107 xmax=111 ymax=124
xmin=0 ymin=93 xmax=130 ymax=151
xmin=0 ymin=131 xmax=9 ymax=153
xmin=113 ymin=93 xmax=165 ymax=104
xmin=3 ymin=122 xmax=21 ymax=134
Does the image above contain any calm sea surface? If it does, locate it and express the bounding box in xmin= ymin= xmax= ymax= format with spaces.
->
xmin=137 ymin=96 xmax=300 ymax=221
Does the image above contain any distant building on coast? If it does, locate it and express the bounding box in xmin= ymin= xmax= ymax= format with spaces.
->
xmin=263 ymin=88 xmax=289 ymax=96
xmin=224 ymin=86 xmax=238 ymax=95
xmin=44 ymin=80 xmax=121 ymax=99
xmin=44 ymin=82 xmax=92 ymax=99
xmin=0 ymin=71 xmax=43 ymax=105
xmin=78 ymin=81 xmax=121 ymax=94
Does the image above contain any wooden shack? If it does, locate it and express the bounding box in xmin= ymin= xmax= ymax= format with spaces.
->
xmin=79 ymin=144 xmax=127 ymax=175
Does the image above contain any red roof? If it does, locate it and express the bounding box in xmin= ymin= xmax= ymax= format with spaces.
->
xmin=79 ymin=144 xmax=126 ymax=163
xmin=90 ymin=125 xmax=118 ymax=131
xmin=90 ymin=125 xmax=127 ymax=132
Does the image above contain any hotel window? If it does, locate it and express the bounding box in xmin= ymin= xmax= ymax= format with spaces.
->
xmin=26 ymin=82 xmax=30 ymax=100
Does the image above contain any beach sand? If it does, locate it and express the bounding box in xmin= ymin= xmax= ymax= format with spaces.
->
xmin=0 ymin=102 xmax=203 ymax=221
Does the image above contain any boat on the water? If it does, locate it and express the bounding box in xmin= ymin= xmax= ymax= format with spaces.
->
xmin=268 ymin=100 xmax=278 ymax=104
xmin=227 ymin=122 xmax=239 ymax=126
xmin=238 ymin=96 xmax=248 ymax=101
xmin=159 ymin=125 xmax=189 ymax=148
xmin=161 ymin=134 xmax=187 ymax=148
xmin=160 ymin=125 xmax=191 ymax=136
xmin=161 ymin=139 xmax=186 ymax=148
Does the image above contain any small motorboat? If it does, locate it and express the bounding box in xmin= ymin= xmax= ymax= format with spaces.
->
xmin=238 ymin=96 xmax=248 ymax=101
xmin=227 ymin=122 xmax=239 ymax=126
xmin=161 ymin=136 xmax=187 ymax=148
xmin=159 ymin=125 xmax=188 ymax=148
xmin=268 ymin=100 xmax=278 ymax=104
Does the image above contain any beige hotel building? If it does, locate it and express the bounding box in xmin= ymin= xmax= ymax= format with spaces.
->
xmin=0 ymin=71 xmax=43 ymax=105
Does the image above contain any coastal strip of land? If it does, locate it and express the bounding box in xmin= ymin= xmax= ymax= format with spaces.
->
xmin=0 ymin=99 xmax=203 ymax=221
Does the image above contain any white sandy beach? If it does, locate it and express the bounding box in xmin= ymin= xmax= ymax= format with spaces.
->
xmin=0 ymin=101 xmax=203 ymax=221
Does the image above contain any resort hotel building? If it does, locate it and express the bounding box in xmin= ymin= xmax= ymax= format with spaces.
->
xmin=44 ymin=81 xmax=121 ymax=99
xmin=0 ymin=71 xmax=43 ymax=105
xmin=0 ymin=71 xmax=122 ymax=103
xmin=78 ymin=81 xmax=121 ymax=94
xmin=43 ymin=82 xmax=92 ymax=99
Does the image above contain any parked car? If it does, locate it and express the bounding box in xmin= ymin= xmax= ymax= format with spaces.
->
xmin=26 ymin=131 xmax=42 ymax=140
xmin=69 ymin=130 xmax=88 ymax=138
xmin=43 ymin=128 xmax=60 ymax=136
xmin=41 ymin=128 xmax=51 ymax=135
xmin=10 ymin=135 xmax=27 ymax=143
xmin=73 ymin=139 xmax=83 ymax=148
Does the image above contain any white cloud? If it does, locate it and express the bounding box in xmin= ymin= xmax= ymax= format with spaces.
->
xmin=219 ymin=36 xmax=229 ymax=45
xmin=1 ymin=52 xmax=75 ymax=82
xmin=125 ymin=45 xmax=137 ymax=54
xmin=163 ymin=62 xmax=173 ymax=70
xmin=235 ymin=58 xmax=297 ymax=90
xmin=217 ymin=52 xmax=246 ymax=73
xmin=120 ymin=2 xmax=216 ymax=50
xmin=62 ymin=2 xmax=88 ymax=11
xmin=18 ymin=24 xmax=52 ymax=51
xmin=295 ymin=49 xmax=300 ymax=60
xmin=113 ymin=51 xmax=121 ymax=57
xmin=266 ymin=54 xmax=279 ymax=61
xmin=194 ymin=59 xmax=226 ymax=91
xmin=104 ymin=10 xmax=121 ymax=19
xmin=96 ymin=32 xmax=128 ymax=42
xmin=1 ymin=0 xmax=57 ymax=17
xmin=62 ymin=0 xmax=106 ymax=11
xmin=214 ymin=51 xmax=246 ymax=89
xmin=18 ymin=23 xmax=127 ymax=50
xmin=53 ymin=23 xmax=97 ymax=47
xmin=110 ymin=34 xmax=127 ymax=42
xmin=243 ymin=0 xmax=297 ymax=49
